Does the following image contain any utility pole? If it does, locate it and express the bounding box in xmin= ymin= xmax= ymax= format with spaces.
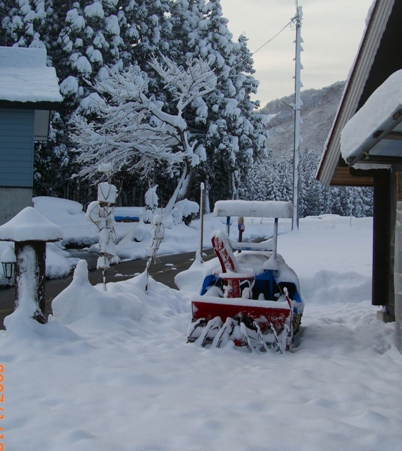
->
xmin=198 ymin=182 xmax=205 ymax=263
xmin=292 ymin=4 xmax=303 ymax=231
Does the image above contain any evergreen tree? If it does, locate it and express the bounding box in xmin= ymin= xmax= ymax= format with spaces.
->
xmin=248 ymin=150 xmax=373 ymax=218
xmin=167 ymin=0 xmax=266 ymax=204
xmin=300 ymin=150 xmax=322 ymax=217
xmin=1 ymin=0 xmax=48 ymax=47
xmin=1 ymin=0 xmax=266 ymax=207
xmin=122 ymin=0 xmax=171 ymax=66
xmin=54 ymin=1 xmax=174 ymax=201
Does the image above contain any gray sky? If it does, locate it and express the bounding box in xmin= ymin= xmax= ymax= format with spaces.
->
xmin=220 ymin=0 xmax=373 ymax=106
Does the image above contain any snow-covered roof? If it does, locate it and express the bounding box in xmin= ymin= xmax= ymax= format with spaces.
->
xmin=0 ymin=46 xmax=62 ymax=107
xmin=213 ymin=200 xmax=293 ymax=218
xmin=316 ymin=0 xmax=395 ymax=185
xmin=341 ymin=70 xmax=402 ymax=163
xmin=0 ymin=207 xmax=63 ymax=242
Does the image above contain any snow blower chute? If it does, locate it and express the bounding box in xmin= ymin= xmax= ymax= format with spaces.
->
xmin=187 ymin=200 xmax=304 ymax=352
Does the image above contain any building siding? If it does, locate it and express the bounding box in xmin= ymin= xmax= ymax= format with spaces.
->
xmin=0 ymin=187 xmax=33 ymax=225
xmin=0 ymin=109 xmax=35 ymax=187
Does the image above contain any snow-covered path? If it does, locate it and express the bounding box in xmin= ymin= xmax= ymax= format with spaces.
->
xmin=1 ymin=210 xmax=402 ymax=450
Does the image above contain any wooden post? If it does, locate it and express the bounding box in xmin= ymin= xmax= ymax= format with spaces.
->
xmin=372 ymin=170 xmax=395 ymax=319
xmin=199 ymin=182 xmax=205 ymax=261
xmin=14 ymin=240 xmax=47 ymax=323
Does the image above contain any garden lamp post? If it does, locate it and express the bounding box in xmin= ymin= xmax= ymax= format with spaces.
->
xmin=0 ymin=207 xmax=63 ymax=323
xmin=1 ymin=245 xmax=16 ymax=284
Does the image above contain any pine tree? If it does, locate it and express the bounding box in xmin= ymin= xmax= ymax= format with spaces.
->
xmin=1 ymin=0 xmax=266 ymax=207
xmin=300 ymin=150 xmax=322 ymax=217
xmin=167 ymin=0 xmax=266 ymax=203
xmin=123 ymin=0 xmax=171 ymax=66
xmin=0 ymin=0 xmax=48 ymax=47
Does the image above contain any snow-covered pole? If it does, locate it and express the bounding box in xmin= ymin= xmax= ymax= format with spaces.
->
xmin=197 ymin=182 xmax=205 ymax=263
xmin=145 ymin=214 xmax=165 ymax=290
xmin=292 ymin=5 xmax=303 ymax=231
xmin=273 ymin=217 xmax=278 ymax=261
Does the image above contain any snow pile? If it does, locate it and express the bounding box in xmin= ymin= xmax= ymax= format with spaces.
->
xmin=45 ymin=245 xmax=72 ymax=279
xmin=2 ymin=200 xmax=402 ymax=450
xmin=0 ymin=196 xmax=220 ymax=283
xmin=52 ymin=260 xmax=144 ymax=325
xmin=33 ymin=197 xmax=99 ymax=246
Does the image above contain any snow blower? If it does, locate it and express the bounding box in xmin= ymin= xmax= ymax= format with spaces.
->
xmin=187 ymin=200 xmax=304 ymax=353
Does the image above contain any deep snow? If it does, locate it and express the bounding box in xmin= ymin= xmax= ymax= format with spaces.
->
xmin=1 ymin=197 xmax=401 ymax=451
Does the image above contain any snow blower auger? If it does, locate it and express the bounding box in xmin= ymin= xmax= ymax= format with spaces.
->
xmin=187 ymin=200 xmax=304 ymax=353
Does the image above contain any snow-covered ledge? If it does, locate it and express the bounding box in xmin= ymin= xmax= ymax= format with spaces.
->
xmin=341 ymin=70 xmax=402 ymax=164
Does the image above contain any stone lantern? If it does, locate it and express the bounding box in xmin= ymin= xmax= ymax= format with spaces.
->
xmin=0 ymin=207 xmax=63 ymax=323
xmin=1 ymin=244 xmax=16 ymax=284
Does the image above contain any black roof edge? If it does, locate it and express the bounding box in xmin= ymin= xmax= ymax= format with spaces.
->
xmin=0 ymin=100 xmax=60 ymax=111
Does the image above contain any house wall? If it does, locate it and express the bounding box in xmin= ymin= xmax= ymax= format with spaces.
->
xmin=0 ymin=108 xmax=35 ymax=225
xmin=0 ymin=109 xmax=35 ymax=187
xmin=0 ymin=187 xmax=32 ymax=225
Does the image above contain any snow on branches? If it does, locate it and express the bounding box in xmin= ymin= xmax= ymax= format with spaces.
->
xmin=70 ymin=56 xmax=216 ymax=214
xmin=149 ymin=56 xmax=217 ymax=114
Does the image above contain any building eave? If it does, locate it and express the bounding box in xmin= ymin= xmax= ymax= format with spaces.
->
xmin=0 ymin=100 xmax=60 ymax=111
xmin=317 ymin=0 xmax=395 ymax=186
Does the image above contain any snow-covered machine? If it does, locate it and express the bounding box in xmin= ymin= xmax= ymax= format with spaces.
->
xmin=187 ymin=200 xmax=304 ymax=352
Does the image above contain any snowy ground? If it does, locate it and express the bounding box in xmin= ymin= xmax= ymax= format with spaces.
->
xmin=1 ymin=198 xmax=402 ymax=450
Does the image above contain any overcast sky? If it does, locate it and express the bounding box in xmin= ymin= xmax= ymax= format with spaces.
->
xmin=220 ymin=0 xmax=374 ymax=107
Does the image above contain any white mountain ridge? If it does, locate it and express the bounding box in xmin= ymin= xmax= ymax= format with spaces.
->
xmin=261 ymin=81 xmax=345 ymax=157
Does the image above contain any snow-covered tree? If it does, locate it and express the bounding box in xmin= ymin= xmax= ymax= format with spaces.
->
xmin=122 ymin=0 xmax=171 ymax=65
xmin=167 ymin=0 xmax=267 ymax=203
xmin=0 ymin=0 xmax=49 ymax=47
xmin=248 ymin=149 xmax=373 ymax=218
xmin=71 ymin=56 xmax=217 ymax=216
xmin=1 ymin=0 xmax=266 ymax=207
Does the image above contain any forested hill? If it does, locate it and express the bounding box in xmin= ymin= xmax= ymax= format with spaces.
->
xmin=247 ymin=81 xmax=373 ymax=217
xmin=260 ymin=81 xmax=345 ymax=157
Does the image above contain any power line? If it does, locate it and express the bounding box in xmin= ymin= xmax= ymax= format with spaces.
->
xmin=251 ymin=19 xmax=293 ymax=57
xmin=214 ymin=18 xmax=293 ymax=84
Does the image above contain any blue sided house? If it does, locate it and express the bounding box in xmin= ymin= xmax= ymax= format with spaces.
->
xmin=0 ymin=46 xmax=62 ymax=225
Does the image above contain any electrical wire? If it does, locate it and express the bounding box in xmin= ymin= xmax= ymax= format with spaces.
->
xmin=251 ymin=19 xmax=293 ymax=57
xmin=214 ymin=18 xmax=293 ymax=85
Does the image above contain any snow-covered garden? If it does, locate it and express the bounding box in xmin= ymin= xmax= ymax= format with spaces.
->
xmin=1 ymin=197 xmax=402 ymax=450
xmin=1 ymin=0 xmax=396 ymax=447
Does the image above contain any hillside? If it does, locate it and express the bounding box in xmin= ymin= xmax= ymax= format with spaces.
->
xmin=260 ymin=81 xmax=345 ymax=157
